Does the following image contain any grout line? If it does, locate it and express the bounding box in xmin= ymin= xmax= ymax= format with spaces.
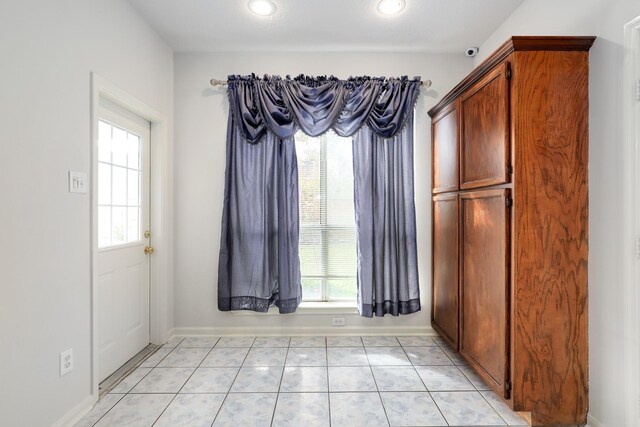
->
xmin=84 ymin=392 xmax=126 ymax=427
xmin=325 ymin=340 xmax=331 ymax=427
xmin=477 ymin=390 xmax=513 ymax=426
xmin=365 ymin=344 xmax=392 ymax=427
xmin=429 ymin=389 xmax=452 ymax=427
xmin=366 ymin=352 xmax=381 ymax=391
xmin=209 ymin=343 xmax=251 ymax=427
xmin=269 ymin=342 xmax=291 ymax=427
xmin=376 ymin=391 xmax=391 ymax=427
xmin=90 ymin=362 xmax=156 ymax=425
xmin=399 ymin=337 xmax=451 ymax=427
xmin=429 ymin=391 xmax=453 ymax=426
xmin=87 ymin=389 xmax=495 ymax=394
xmin=88 ymin=339 xmax=186 ymax=427
xmin=149 ymin=340 xmax=217 ymax=426
xmin=116 ymin=367 xmax=153 ymax=394
xmin=99 ymin=344 xmax=159 ymax=396
xmin=144 ymin=347 xmax=172 ymax=367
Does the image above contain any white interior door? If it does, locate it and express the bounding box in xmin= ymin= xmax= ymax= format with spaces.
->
xmin=96 ymin=98 xmax=151 ymax=382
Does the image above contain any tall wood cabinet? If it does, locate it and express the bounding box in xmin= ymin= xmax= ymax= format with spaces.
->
xmin=429 ymin=36 xmax=594 ymax=426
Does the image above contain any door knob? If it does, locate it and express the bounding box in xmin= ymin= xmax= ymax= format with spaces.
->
xmin=144 ymin=246 xmax=155 ymax=255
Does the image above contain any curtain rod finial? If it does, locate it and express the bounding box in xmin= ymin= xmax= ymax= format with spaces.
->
xmin=210 ymin=78 xmax=226 ymax=87
xmin=421 ymin=80 xmax=432 ymax=88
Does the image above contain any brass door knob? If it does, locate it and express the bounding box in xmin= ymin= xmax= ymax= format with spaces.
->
xmin=144 ymin=246 xmax=155 ymax=255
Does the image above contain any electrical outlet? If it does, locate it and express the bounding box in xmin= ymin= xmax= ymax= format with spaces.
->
xmin=60 ymin=348 xmax=73 ymax=376
xmin=332 ymin=317 xmax=346 ymax=327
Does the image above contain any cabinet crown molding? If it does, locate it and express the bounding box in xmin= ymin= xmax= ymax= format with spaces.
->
xmin=428 ymin=36 xmax=596 ymax=118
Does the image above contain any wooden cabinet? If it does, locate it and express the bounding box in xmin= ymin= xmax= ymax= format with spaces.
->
xmin=460 ymin=189 xmax=510 ymax=398
xmin=432 ymin=102 xmax=459 ymax=193
xmin=428 ymin=36 xmax=594 ymax=426
xmin=431 ymin=193 xmax=458 ymax=347
xmin=460 ymin=63 xmax=510 ymax=189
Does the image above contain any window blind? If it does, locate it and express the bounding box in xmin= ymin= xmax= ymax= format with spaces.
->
xmin=296 ymin=131 xmax=357 ymax=301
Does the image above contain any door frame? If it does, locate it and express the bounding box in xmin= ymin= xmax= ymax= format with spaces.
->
xmin=90 ymin=73 xmax=173 ymax=400
xmin=623 ymin=15 xmax=640 ymax=427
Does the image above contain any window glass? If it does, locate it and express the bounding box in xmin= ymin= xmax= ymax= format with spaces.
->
xmin=297 ymin=131 xmax=357 ymax=302
xmin=97 ymin=120 xmax=143 ymax=248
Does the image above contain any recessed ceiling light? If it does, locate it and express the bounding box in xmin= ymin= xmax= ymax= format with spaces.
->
xmin=377 ymin=0 xmax=406 ymax=15
xmin=248 ymin=0 xmax=276 ymax=16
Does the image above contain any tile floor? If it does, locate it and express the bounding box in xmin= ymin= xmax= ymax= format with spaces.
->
xmin=75 ymin=335 xmax=529 ymax=427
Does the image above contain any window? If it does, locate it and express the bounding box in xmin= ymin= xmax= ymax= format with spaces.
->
xmin=97 ymin=119 xmax=143 ymax=248
xmin=296 ymin=131 xmax=357 ymax=302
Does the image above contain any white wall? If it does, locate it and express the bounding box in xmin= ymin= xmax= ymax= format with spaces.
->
xmin=173 ymin=53 xmax=472 ymax=334
xmin=475 ymin=0 xmax=640 ymax=425
xmin=0 ymin=1 xmax=173 ymax=425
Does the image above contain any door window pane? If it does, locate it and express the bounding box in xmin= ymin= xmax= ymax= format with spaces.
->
xmin=127 ymin=207 xmax=140 ymax=242
xmin=127 ymin=170 xmax=139 ymax=206
xmin=98 ymin=206 xmax=111 ymax=247
xmin=127 ymin=133 xmax=140 ymax=169
xmin=98 ymin=121 xmax=112 ymax=163
xmin=112 ymin=166 xmax=127 ymax=206
xmin=111 ymin=207 xmax=126 ymax=245
xmin=97 ymin=119 xmax=144 ymax=249
xmin=111 ymin=126 xmax=128 ymax=167
xmin=98 ymin=163 xmax=111 ymax=205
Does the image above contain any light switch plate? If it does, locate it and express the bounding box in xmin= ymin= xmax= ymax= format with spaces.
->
xmin=68 ymin=171 xmax=87 ymax=194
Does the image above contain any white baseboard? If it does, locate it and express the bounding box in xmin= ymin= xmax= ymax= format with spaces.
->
xmin=51 ymin=394 xmax=96 ymax=427
xmin=587 ymin=413 xmax=606 ymax=427
xmin=168 ymin=325 xmax=436 ymax=338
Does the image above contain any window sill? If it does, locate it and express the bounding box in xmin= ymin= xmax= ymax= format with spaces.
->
xmin=230 ymin=301 xmax=358 ymax=316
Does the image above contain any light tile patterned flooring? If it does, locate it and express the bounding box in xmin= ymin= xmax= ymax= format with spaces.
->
xmin=76 ymin=335 xmax=529 ymax=427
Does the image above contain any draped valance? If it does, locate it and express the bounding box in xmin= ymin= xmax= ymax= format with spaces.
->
xmin=227 ymin=74 xmax=422 ymax=143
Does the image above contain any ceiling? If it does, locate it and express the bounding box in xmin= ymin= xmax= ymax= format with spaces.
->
xmin=127 ymin=0 xmax=525 ymax=53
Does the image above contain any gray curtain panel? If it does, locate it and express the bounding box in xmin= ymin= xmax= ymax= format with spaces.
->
xmin=219 ymin=75 xmax=421 ymax=314
xmin=217 ymin=116 xmax=301 ymax=313
xmin=352 ymin=115 xmax=421 ymax=317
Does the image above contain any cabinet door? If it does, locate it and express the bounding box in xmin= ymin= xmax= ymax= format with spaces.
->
xmin=460 ymin=62 xmax=510 ymax=189
xmin=432 ymin=102 xmax=459 ymax=193
xmin=460 ymin=189 xmax=510 ymax=398
xmin=432 ymin=193 xmax=459 ymax=348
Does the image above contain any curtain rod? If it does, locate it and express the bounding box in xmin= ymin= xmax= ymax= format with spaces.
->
xmin=209 ymin=78 xmax=432 ymax=88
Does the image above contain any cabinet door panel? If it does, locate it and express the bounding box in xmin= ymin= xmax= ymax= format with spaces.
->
xmin=460 ymin=62 xmax=510 ymax=189
xmin=432 ymin=193 xmax=459 ymax=348
xmin=460 ymin=189 xmax=510 ymax=398
xmin=432 ymin=102 xmax=459 ymax=193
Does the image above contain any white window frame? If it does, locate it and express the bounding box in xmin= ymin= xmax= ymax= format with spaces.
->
xmin=298 ymin=132 xmax=358 ymax=303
